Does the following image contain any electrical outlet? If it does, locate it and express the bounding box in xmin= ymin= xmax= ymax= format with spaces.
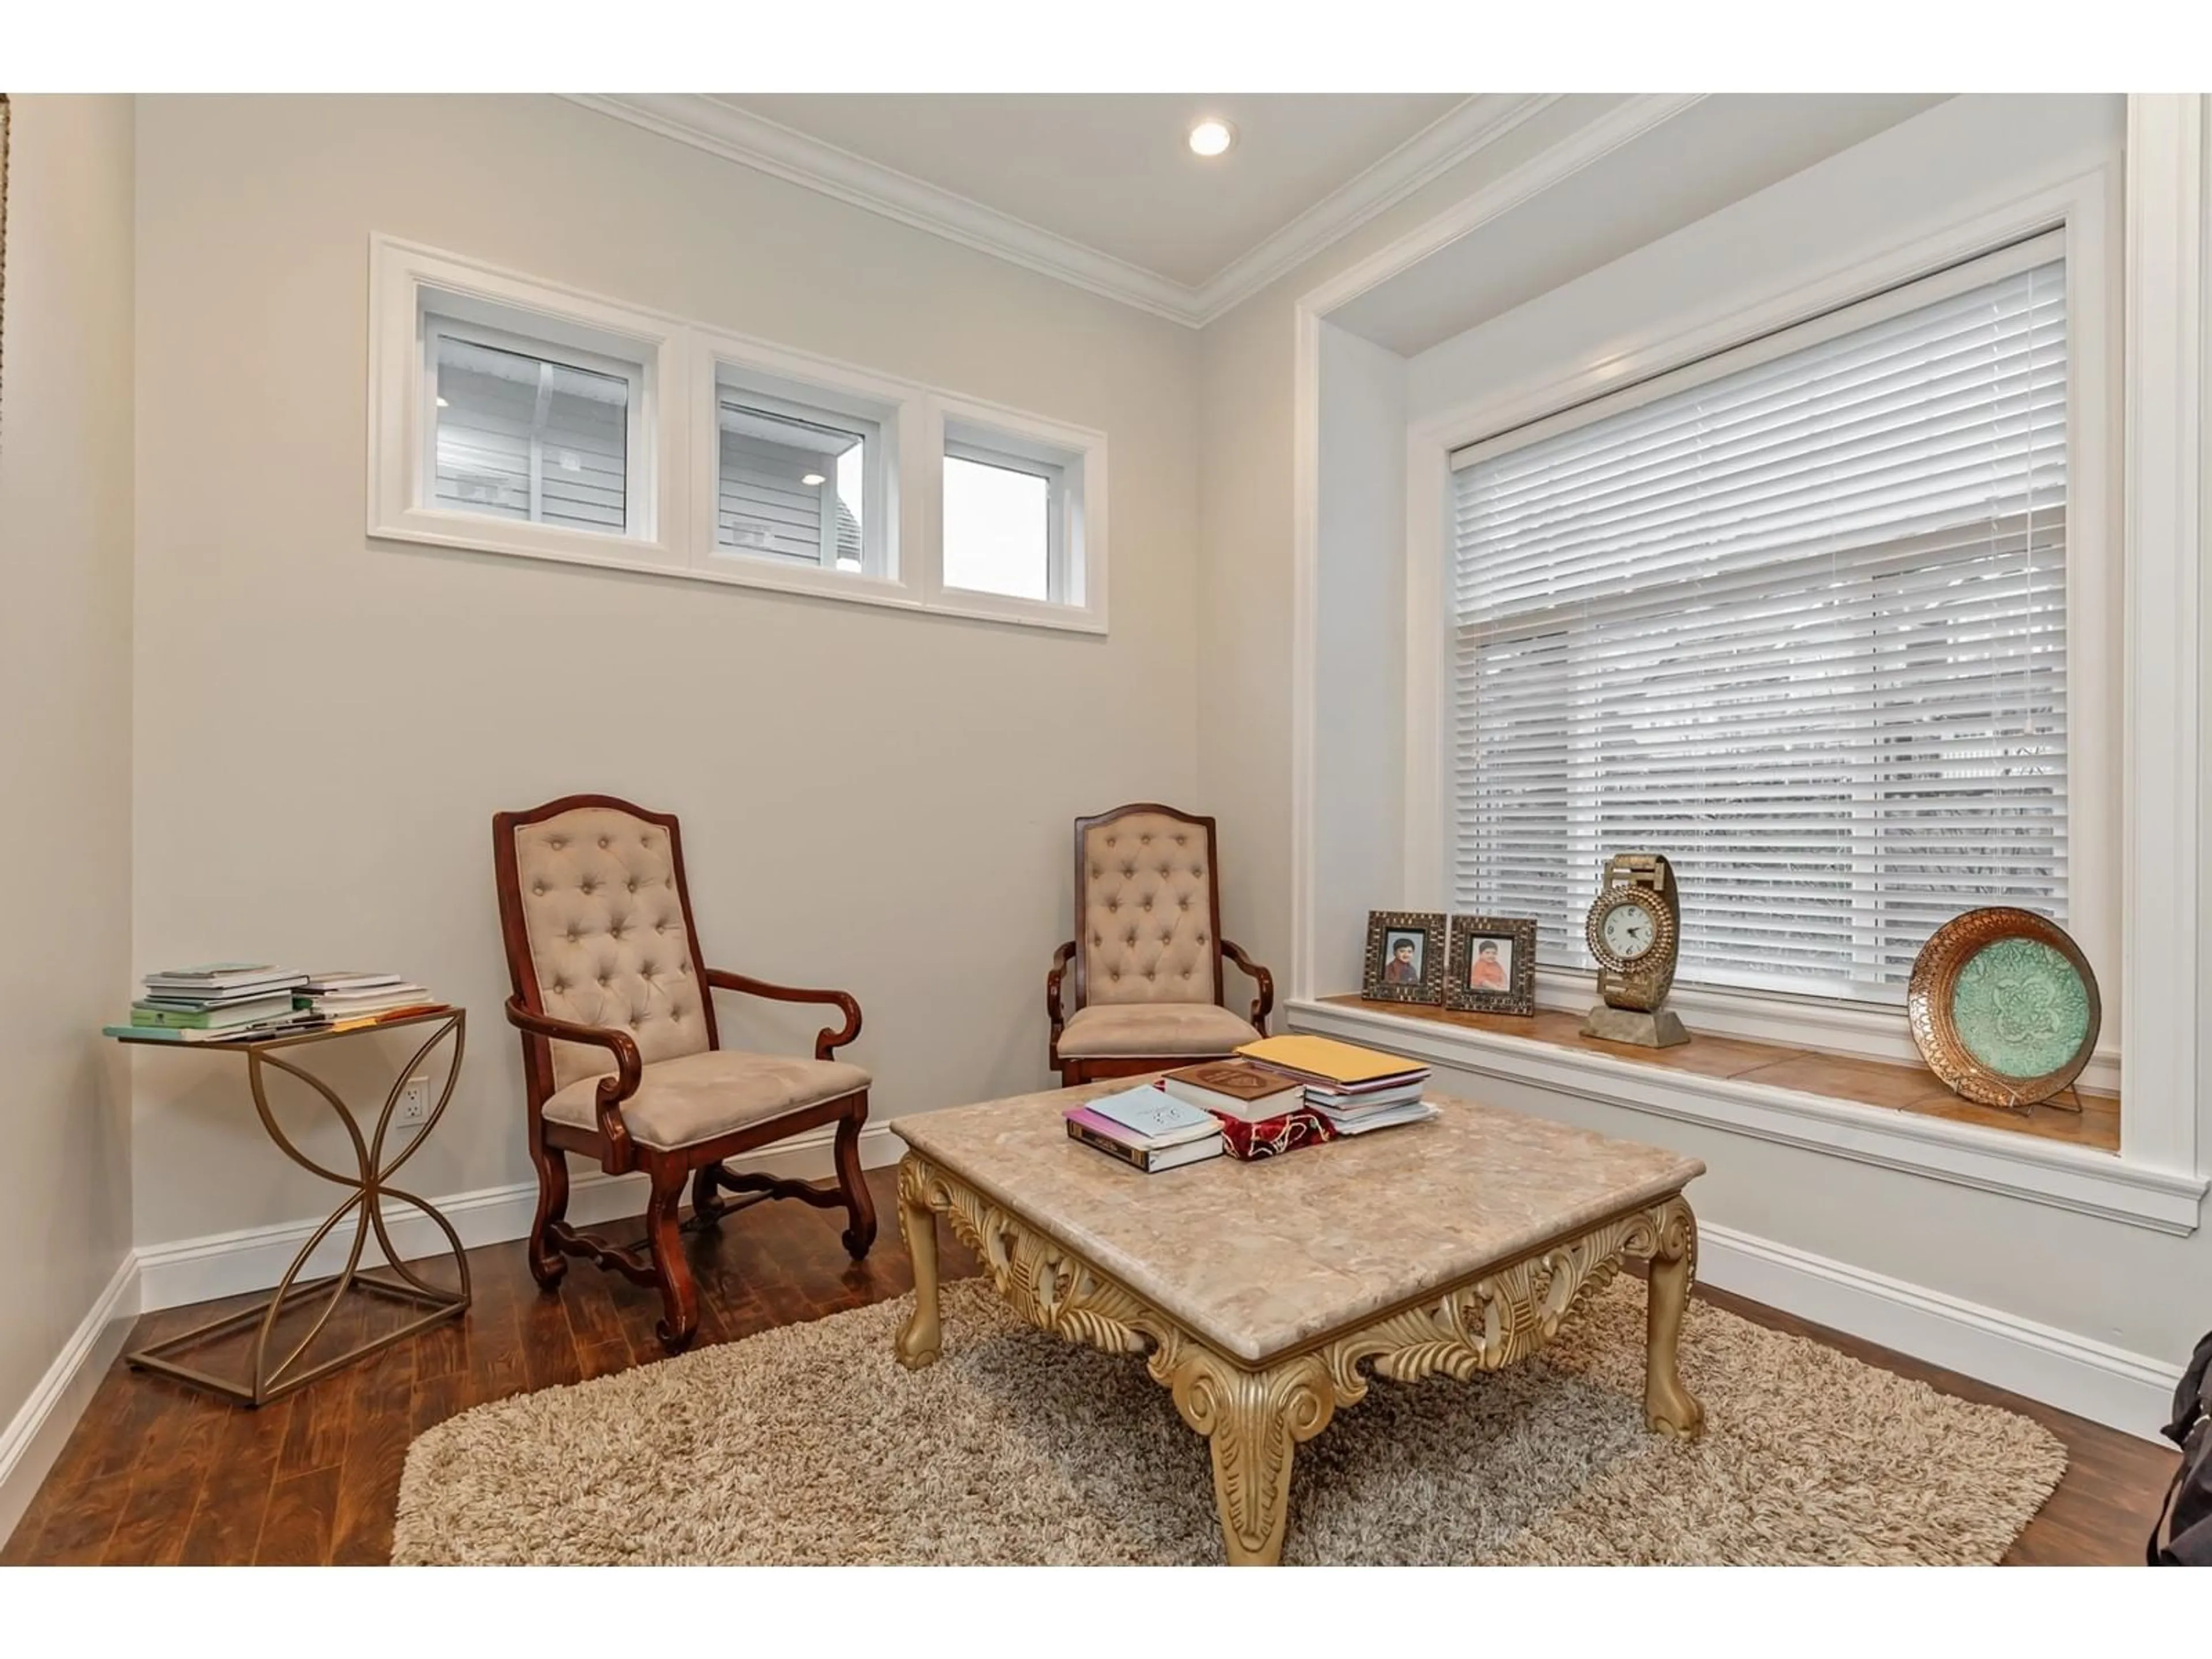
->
xmin=397 ymin=1075 xmax=430 ymax=1124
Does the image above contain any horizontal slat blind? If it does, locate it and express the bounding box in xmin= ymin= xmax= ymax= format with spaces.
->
xmin=1450 ymin=251 xmax=2068 ymax=1002
xmin=433 ymin=334 xmax=628 ymax=534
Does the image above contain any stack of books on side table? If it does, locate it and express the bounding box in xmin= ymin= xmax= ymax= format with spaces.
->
xmin=1235 ymin=1034 xmax=1440 ymax=1135
xmin=295 ymin=971 xmax=439 ymax=1025
xmin=107 ymin=963 xmax=315 ymax=1042
xmin=1063 ymin=1085 xmax=1225 ymax=1173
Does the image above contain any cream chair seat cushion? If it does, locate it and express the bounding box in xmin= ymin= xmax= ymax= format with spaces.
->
xmin=543 ymin=1050 xmax=870 ymax=1151
xmin=1056 ymin=1001 xmax=1260 ymax=1059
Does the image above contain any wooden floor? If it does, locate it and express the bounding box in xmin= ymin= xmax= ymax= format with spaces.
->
xmin=3 ymin=1164 xmax=2175 ymax=1566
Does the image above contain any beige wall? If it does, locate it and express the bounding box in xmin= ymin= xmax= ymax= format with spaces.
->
xmin=0 ymin=98 xmax=137 ymax=1459
xmin=129 ymin=96 xmax=1202 ymax=1247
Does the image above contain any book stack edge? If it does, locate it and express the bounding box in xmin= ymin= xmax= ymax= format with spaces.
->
xmin=1061 ymin=1039 xmax=1441 ymax=1173
xmin=105 ymin=964 xmax=445 ymax=1043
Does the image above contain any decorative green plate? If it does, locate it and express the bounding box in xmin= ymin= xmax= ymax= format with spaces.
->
xmin=1907 ymin=908 xmax=2101 ymax=1109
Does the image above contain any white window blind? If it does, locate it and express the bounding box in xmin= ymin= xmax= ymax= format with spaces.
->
xmin=431 ymin=329 xmax=630 ymax=535
xmin=1449 ymin=237 xmax=2069 ymax=1002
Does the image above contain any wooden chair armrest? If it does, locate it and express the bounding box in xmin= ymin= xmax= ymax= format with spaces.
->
xmin=503 ymin=996 xmax=641 ymax=1166
xmin=1046 ymin=940 xmax=1077 ymax=1043
xmin=1220 ymin=939 xmax=1275 ymax=1036
xmin=703 ymin=968 xmax=862 ymax=1060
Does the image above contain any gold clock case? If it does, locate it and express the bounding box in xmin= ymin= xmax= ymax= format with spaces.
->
xmin=1586 ymin=887 xmax=1675 ymax=976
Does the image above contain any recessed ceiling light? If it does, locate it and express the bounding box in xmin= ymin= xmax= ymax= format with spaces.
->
xmin=1187 ymin=118 xmax=1236 ymax=158
xmin=802 ymin=472 xmax=826 ymax=487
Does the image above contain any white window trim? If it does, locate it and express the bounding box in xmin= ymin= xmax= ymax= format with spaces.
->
xmin=927 ymin=395 xmax=1107 ymax=634
xmin=369 ymin=237 xmax=688 ymax=571
xmin=1290 ymin=111 xmax=2207 ymax=1220
xmin=1288 ymin=994 xmax=2202 ymax=1234
xmin=1403 ymin=167 xmax=2122 ymax=1081
xmin=422 ymin=312 xmax=649 ymax=538
xmin=692 ymin=328 xmax=926 ymax=612
xmin=366 ymin=235 xmax=1108 ymax=635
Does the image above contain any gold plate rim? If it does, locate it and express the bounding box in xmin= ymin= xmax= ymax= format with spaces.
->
xmin=1906 ymin=907 xmax=2101 ymax=1109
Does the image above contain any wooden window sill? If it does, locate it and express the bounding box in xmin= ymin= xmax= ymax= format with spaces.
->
xmin=1315 ymin=995 xmax=2118 ymax=1153
xmin=1286 ymin=996 xmax=2203 ymax=1236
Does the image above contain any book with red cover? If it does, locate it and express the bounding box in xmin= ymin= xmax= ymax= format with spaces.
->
xmin=1211 ymin=1103 xmax=1339 ymax=1162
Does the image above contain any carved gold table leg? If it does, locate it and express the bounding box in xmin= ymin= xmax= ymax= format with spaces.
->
xmin=894 ymin=1156 xmax=942 ymax=1370
xmin=1158 ymin=1342 xmax=1335 ymax=1566
xmin=1642 ymin=1197 xmax=1704 ymax=1437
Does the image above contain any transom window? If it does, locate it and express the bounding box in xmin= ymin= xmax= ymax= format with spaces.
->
xmin=426 ymin=316 xmax=640 ymax=537
xmin=1448 ymin=232 xmax=2069 ymax=1003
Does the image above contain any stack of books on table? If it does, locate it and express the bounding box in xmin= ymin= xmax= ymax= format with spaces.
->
xmin=1160 ymin=1059 xmax=1340 ymax=1161
xmin=108 ymin=963 xmax=315 ymax=1043
xmin=1234 ymin=1035 xmax=1440 ymax=1136
xmin=294 ymin=972 xmax=439 ymax=1026
xmin=1063 ymin=1085 xmax=1224 ymax=1173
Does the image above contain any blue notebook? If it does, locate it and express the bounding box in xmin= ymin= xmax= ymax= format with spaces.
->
xmin=1084 ymin=1085 xmax=1217 ymax=1141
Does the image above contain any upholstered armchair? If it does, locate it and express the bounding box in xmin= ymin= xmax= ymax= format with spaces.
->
xmin=1046 ymin=802 xmax=1275 ymax=1087
xmin=493 ymin=794 xmax=874 ymax=1352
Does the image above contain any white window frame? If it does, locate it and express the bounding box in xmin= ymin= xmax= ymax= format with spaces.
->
xmin=929 ymin=397 xmax=1107 ymax=634
xmin=421 ymin=312 xmax=647 ymax=537
xmin=368 ymin=236 xmax=1107 ymax=634
xmin=368 ymin=237 xmax=687 ymax=571
xmin=1401 ymin=168 xmax=2120 ymax=1089
xmin=694 ymin=332 xmax=923 ymax=609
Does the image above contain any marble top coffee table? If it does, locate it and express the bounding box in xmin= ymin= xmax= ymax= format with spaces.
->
xmin=891 ymin=1078 xmax=1706 ymax=1565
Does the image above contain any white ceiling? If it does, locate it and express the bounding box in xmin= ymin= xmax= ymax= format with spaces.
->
xmin=710 ymin=94 xmax=1467 ymax=290
xmin=1331 ymin=94 xmax=1951 ymax=355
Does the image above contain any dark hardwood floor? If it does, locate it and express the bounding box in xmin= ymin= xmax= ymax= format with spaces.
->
xmin=2 ymin=1165 xmax=2177 ymax=1566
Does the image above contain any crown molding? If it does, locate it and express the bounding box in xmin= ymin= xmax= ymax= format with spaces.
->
xmin=565 ymin=92 xmax=1563 ymax=329
xmin=1187 ymin=94 xmax=1556 ymax=322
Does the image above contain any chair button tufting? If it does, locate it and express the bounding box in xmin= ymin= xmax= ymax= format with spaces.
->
xmin=532 ymin=883 xmax=544 ymax=896
xmin=598 ymin=836 xmax=609 ymax=849
xmin=627 ymin=878 xmax=638 ymax=892
xmin=550 ymin=837 xmax=565 ymax=850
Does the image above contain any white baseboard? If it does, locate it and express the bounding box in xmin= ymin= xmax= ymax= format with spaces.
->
xmin=135 ymin=1120 xmax=902 ymax=1313
xmin=1698 ymin=1221 xmax=2184 ymax=1443
xmin=0 ymin=1253 xmax=141 ymax=1549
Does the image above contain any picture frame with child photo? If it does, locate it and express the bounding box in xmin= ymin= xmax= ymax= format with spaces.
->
xmin=1361 ymin=910 xmax=1446 ymax=1005
xmin=1446 ymin=915 xmax=1538 ymax=1016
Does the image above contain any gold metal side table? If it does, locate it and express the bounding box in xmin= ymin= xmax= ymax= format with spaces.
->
xmin=113 ymin=1007 xmax=471 ymax=1406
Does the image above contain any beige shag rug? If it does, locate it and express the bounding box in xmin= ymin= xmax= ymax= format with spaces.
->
xmin=393 ymin=1277 xmax=2066 ymax=1565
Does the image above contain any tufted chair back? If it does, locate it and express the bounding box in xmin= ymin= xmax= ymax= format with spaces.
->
xmin=497 ymin=800 xmax=715 ymax=1093
xmin=1074 ymin=805 xmax=1222 ymax=1010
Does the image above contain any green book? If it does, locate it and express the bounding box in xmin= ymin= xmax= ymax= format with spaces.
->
xmin=131 ymin=994 xmax=295 ymax=1029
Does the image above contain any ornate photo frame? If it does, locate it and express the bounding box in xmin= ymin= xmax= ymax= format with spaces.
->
xmin=1361 ymin=910 xmax=1446 ymax=1005
xmin=1445 ymin=915 xmax=1538 ymax=1016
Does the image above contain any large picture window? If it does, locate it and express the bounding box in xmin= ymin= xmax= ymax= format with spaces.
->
xmin=1448 ymin=233 xmax=2069 ymax=1003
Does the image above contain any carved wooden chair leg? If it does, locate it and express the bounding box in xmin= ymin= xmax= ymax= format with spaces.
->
xmin=643 ymin=1161 xmax=700 ymax=1351
xmin=526 ymin=1133 xmax=571 ymax=1291
xmin=834 ymin=1108 xmax=877 ymax=1259
xmin=689 ymin=1162 xmax=724 ymax=1228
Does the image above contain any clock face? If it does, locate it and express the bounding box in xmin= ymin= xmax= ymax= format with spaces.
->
xmin=1601 ymin=900 xmax=1657 ymax=962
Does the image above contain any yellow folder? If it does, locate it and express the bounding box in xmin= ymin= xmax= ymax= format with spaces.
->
xmin=1236 ymin=1033 xmax=1421 ymax=1085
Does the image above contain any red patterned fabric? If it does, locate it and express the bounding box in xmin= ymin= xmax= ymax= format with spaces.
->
xmin=1213 ymin=1104 xmax=1338 ymax=1161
